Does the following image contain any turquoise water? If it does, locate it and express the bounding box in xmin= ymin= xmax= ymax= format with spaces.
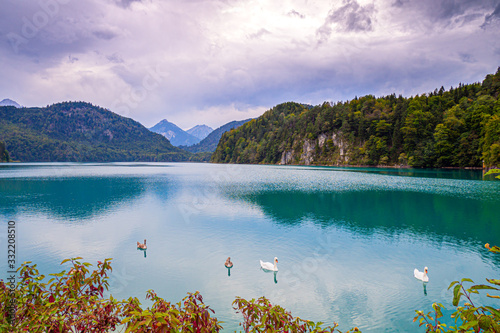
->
xmin=0 ymin=163 xmax=499 ymax=332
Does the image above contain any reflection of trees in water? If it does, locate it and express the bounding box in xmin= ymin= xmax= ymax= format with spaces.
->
xmin=344 ymin=167 xmax=483 ymax=180
xmin=0 ymin=177 xmax=162 ymax=220
xmin=237 ymin=190 xmax=500 ymax=244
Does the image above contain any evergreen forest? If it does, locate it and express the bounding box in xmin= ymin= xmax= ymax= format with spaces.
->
xmin=0 ymin=102 xmax=191 ymax=162
xmin=212 ymin=68 xmax=500 ymax=169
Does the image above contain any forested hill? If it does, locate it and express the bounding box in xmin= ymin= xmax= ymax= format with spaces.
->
xmin=0 ymin=141 xmax=9 ymax=162
xmin=0 ymin=101 xmax=191 ymax=162
xmin=212 ymin=68 xmax=500 ymax=169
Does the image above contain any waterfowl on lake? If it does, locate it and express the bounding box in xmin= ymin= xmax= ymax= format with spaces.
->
xmin=414 ymin=267 xmax=428 ymax=282
xmin=137 ymin=239 xmax=147 ymax=250
xmin=260 ymin=257 xmax=278 ymax=271
xmin=225 ymin=257 xmax=233 ymax=268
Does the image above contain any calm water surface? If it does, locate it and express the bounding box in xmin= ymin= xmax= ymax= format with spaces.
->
xmin=0 ymin=163 xmax=499 ymax=332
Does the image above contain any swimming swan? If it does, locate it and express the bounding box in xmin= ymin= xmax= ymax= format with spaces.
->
xmin=137 ymin=239 xmax=147 ymax=250
xmin=414 ymin=267 xmax=429 ymax=282
xmin=225 ymin=257 xmax=233 ymax=268
xmin=260 ymin=257 xmax=278 ymax=271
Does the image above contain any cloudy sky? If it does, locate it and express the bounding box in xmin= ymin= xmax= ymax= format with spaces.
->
xmin=1 ymin=0 xmax=499 ymax=129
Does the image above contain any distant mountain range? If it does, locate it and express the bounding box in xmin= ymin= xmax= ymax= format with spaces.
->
xmin=149 ymin=118 xmax=250 ymax=153
xmin=149 ymin=119 xmax=201 ymax=146
xmin=0 ymin=102 xmax=190 ymax=162
xmin=186 ymin=125 xmax=213 ymax=140
xmin=182 ymin=119 xmax=252 ymax=153
xmin=0 ymin=99 xmax=255 ymax=162
xmin=0 ymin=98 xmax=21 ymax=108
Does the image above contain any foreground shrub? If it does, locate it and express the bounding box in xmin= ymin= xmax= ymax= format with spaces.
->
xmin=0 ymin=258 xmax=343 ymax=332
xmin=414 ymin=244 xmax=500 ymax=332
xmin=121 ymin=290 xmax=222 ymax=332
xmin=233 ymin=296 xmax=355 ymax=332
xmin=0 ymin=257 xmax=121 ymax=332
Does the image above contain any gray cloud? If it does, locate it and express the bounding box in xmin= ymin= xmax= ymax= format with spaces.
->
xmin=0 ymin=0 xmax=498 ymax=129
xmin=93 ymin=29 xmax=119 ymax=41
xmin=459 ymin=52 xmax=476 ymax=64
xmin=248 ymin=28 xmax=271 ymax=40
xmin=391 ymin=0 xmax=500 ymax=29
xmin=0 ymin=1 xmax=112 ymax=59
xmin=482 ymin=3 xmax=500 ymax=27
xmin=317 ymin=0 xmax=375 ymax=44
xmin=288 ymin=9 xmax=305 ymax=19
xmin=114 ymin=0 xmax=144 ymax=9
xmin=107 ymin=53 xmax=125 ymax=64
xmin=329 ymin=0 xmax=375 ymax=32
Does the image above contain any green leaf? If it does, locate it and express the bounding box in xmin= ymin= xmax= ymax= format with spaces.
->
xmin=461 ymin=278 xmax=474 ymax=284
xmin=470 ymin=284 xmax=499 ymax=291
xmin=488 ymin=245 xmax=500 ymax=253
xmin=484 ymin=169 xmax=500 ymax=176
xmin=453 ymin=285 xmax=462 ymax=306
xmin=432 ymin=303 xmax=443 ymax=318
xmin=459 ymin=320 xmax=478 ymax=330
xmin=448 ymin=281 xmax=459 ymax=290
xmin=479 ymin=315 xmax=492 ymax=330
xmin=484 ymin=306 xmax=500 ymax=317
xmin=486 ymin=279 xmax=500 ymax=286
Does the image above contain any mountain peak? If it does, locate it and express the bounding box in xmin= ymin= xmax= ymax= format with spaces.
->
xmin=0 ymin=99 xmax=21 ymax=108
xmin=186 ymin=124 xmax=214 ymax=140
xmin=149 ymin=119 xmax=200 ymax=146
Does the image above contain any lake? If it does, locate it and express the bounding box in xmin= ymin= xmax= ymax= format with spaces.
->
xmin=0 ymin=162 xmax=499 ymax=332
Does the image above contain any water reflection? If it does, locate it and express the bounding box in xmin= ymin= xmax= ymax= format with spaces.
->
xmin=308 ymin=166 xmax=484 ymax=180
xmin=423 ymin=283 xmax=427 ymax=296
xmin=137 ymin=248 xmax=147 ymax=258
xmin=0 ymin=177 xmax=147 ymax=220
xmin=260 ymin=268 xmax=278 ymax=284
xmin=237 ymin=190 xmax=500 ymax=245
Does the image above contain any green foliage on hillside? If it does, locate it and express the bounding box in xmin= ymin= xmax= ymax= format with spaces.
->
xmin=212 ymin=68 xmax=500 ymax=168
xmin=0 ymin=141 xmax=9 ymax=162
xmin=0 ymin=102 xmax=191 ymax=162
xmin=188 ymin=151 xmax=213 ymax=162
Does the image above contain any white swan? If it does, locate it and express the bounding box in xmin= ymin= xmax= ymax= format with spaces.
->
xmin=414 ymin=267 xmax=429 ymax=282
xmin=260 ymin=257 xmax=278 ymax=271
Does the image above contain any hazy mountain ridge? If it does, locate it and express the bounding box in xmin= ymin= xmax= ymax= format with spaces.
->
xmin=0 ymin=102 xmax=191 ymax=162
xmin=182 ymin=119 xmax=252 ymax=153
xmin=149 ymin=119 xmax=200 ymax=146
xmin=0 ymin=99 xmax=21 ymax=108
xmin=212 ymin=68 xmax=500 ymax=169
xmin=186 ymin=125 xmax=213 ymax=140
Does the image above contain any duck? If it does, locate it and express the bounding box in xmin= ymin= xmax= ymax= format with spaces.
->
xmin=137 ymin=239 xmax=147 ymax=250
xmin=225 ymin=257 xmax=233 ymax=268
xmin=260 ymin=257 xmax=278 ymax=271
xmin=414 ymin=267 xmax=429 ymax=282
